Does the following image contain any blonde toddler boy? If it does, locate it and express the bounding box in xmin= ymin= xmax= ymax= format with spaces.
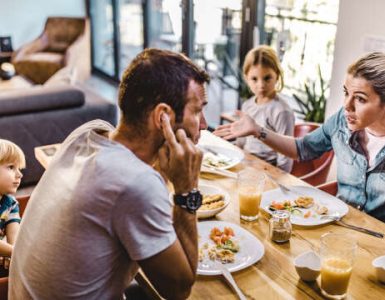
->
xmin=0 ymin=139 xmax=25 ymax=274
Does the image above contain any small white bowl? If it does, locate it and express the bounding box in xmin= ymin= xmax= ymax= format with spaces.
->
xmin=197 ymin=183 xmax=230 ymax=219
xmin=294 ymin=251 xmax=321 ymax=282
xmin=372 ymin=255 xmax=385 ymax=283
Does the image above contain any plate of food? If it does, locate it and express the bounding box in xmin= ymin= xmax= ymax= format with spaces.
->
xmin=197 ymin=221 xmax=264 ymax=275
xmin=261 ymin=185 xmax=349 ymax=226
xmin=197 ymin=184 xmax=230 ymax=219
xmin=200 ymin=145 xmax=244 ymax=170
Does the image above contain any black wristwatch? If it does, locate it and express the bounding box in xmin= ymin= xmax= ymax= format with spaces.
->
xmin=173 ymin=188 xmax=203 ymax=214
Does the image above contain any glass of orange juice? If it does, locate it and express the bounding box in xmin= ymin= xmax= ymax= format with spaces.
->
xmin=320 ymin=233 xmax=357 ymax=299
xmin=237 ymin=170 xmax=265 ymax=221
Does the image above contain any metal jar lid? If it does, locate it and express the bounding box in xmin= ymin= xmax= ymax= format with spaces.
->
xmin=272 ymin=210 xmax=290 ymax=223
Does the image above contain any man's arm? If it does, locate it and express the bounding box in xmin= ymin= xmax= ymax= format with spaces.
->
xmin=138 ymin=113 xmax=201 ymax=299
xmin=139 ymin=208 xmax=197 ymax=300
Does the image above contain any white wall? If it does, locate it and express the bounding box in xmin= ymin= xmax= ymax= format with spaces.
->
xmin=0 ymin=0 xmax=86 ymax=49
xmin=327 ymin=0 xmax=385 ymax=117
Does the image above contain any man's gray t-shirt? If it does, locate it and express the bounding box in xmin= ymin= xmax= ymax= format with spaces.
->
xmin=9 ymin=120 xmax=176 ymax=299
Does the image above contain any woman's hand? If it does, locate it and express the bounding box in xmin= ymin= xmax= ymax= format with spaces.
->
xmin=214 ymin=111 xmax=259 ymax=140
xmin=158 ymin=113 xmax=203 ymax=194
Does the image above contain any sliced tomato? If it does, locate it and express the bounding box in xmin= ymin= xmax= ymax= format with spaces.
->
xmin=224 ymin=227 xmax=234 ymax=237
xmin=272 ymin=202 xmax=285 ymax=210
xmin=212 ymin=236 xmax=222 ymax=245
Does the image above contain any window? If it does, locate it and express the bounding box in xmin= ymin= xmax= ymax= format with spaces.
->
xmin=264 ymin=0 xmax=339 ymax=95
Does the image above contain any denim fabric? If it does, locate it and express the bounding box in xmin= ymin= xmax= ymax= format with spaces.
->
xmin=295 ymin=108 xmax=385 ymax=222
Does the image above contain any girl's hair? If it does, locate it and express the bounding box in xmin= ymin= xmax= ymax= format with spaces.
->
xmin=348 ymin=52 xmax=385 ymax=104
xmin=0 ymin=139 xmax=26 ymax=168
xmin=242 ymin=45 xmax=284 ymax=92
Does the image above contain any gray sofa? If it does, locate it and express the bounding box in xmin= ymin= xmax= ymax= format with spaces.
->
xmin=0 ymin=84 xmax=117 ymax=186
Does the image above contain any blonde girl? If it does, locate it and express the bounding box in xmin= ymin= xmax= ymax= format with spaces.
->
xmin=238 ymin=45 xmax=294 ymax=172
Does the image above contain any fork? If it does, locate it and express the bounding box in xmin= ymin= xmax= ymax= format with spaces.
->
xmin=321 ymin=214 xmax=384 ymax=238
xmin=199 ymin=145 xmax=219 ymax=156
xmin=264 ymin=173 xmax=292 ymax=195
xmin=213 ymin=261 xmax=247 ymax=300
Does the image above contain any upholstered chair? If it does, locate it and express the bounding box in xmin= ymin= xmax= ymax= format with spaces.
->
xmin=12 ymin=17 xmax=90 ymax=84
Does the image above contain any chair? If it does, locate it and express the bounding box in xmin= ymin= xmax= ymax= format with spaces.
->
xmin=317 ymin=181 xmax=338 ymax=196
xmin=291 ymin=122 xmax=334 ymax=186
xmin=12 ymin=17 xmax=90 ymax=84
xmin=16 ymin=195 xmax=30 ymax=217
xmin=0 ymin=277 xmax=8 ymax=300
xmin=293 ymin=122 xmax=320 ymax=137
xmin=0 ymin=195 xmax=30 ymax=300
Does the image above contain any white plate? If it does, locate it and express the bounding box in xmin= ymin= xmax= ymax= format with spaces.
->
xmin=197 ymin=184 xmax=230 ymax=219
xmin=197 ymin=221 xmax=264 ymax=275
xmin=261 ymin=185 xmax=349 ymax=226
xmin=200 ymin=145 xmax=244 ymax=170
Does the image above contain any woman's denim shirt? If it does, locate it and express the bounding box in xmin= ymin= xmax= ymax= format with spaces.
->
xmin=295 ymin=108 xmax=385 ymax=222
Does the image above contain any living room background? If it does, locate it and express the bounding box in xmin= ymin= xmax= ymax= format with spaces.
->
xmin=0 ymin=0 xmax=86 ymax=49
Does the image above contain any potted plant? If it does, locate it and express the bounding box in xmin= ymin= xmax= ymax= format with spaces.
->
xmin=292 ymin=66 xmax=328 ymax=123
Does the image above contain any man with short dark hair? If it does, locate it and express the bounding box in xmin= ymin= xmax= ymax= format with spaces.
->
xmin=9 ymin=48 xmax=210 ymax=299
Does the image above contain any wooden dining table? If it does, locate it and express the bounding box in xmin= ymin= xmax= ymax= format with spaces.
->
xmin=35 ymin=130 xmax=385 ymax=299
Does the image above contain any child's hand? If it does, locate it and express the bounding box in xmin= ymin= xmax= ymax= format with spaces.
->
xmin=0 ymin=256 xmax=11 ymax=269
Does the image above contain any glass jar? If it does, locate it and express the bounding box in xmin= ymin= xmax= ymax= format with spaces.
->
xmin=269 ymin=210 xmax=292 ymax=243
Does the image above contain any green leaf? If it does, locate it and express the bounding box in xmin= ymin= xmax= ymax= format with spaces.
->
xmin=293 ymin=94 xmax=308 ymax=113
xmin=292 ymin=64 xmax=328 ymax=123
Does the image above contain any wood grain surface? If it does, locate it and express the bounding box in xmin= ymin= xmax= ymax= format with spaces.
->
xmin=190 ymin=130 xmax=385 ymax=300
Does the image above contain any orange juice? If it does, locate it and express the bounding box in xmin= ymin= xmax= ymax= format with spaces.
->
xmin=321 ymin=257 xmax=352 ymax=296
xmin=239 ymin=191 xmax=261 ymax=218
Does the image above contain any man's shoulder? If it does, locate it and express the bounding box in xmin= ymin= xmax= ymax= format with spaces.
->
xmin=63 ymin=120 xmax=115 ymax=147
xmin=95 ymin=149 xmax=166 ymax=196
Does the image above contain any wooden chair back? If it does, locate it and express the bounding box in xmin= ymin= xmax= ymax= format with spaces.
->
xmin=292 ymin=122 xmax=334 ymax=186
xmin=317 ymin=181 xmax=338 ymax=196
xmin=16 ymin=195 xmax=30 ymax=217
xmin=0 ymin=277 xmax=8 ymax=300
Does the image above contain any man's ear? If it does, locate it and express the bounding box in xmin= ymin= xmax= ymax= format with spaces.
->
xmin=153 ymin=103 xmax=174 ymax=130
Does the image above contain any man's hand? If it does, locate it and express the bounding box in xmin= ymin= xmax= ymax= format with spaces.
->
xmin=158 ymin=113 xmax=203 ymax=194
xmin=214 ymin=111 xmax=259 ymax=140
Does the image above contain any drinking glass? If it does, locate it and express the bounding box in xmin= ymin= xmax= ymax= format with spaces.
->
xmin=320 ymin=233 xmax=357 ymax=299
xmin=237 ymin=170 xmax=265 ymax=221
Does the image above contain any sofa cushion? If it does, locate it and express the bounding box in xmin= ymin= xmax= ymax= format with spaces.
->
xmin=43 ymin=67 xmax=77 ymax=87
xmin=45 ymin=41 xmax=70 ymax=53
xmin=22 ymin=52 xmax=64 ymax=64
xmin=0 ymin=86 xmax=85 ymax=116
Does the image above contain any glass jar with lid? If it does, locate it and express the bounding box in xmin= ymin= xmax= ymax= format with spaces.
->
xmin=269 ymin=210 xmax=292 ymax=243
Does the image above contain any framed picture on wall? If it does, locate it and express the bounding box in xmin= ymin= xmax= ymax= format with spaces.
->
xmin=0 ymin=37 xmax=13 ymax=52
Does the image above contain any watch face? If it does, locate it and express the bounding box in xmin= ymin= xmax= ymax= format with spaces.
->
xmin=186 ymin=190 xmax=202 ymax=211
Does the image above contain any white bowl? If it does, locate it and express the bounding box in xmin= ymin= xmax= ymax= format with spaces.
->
xmin=197 ymin=183 xmax=230 ymax=219
xmin=372 ymin=255 xmax=385 ymax=283
xmin=294 ymin=251 xmax=321 ymax=282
